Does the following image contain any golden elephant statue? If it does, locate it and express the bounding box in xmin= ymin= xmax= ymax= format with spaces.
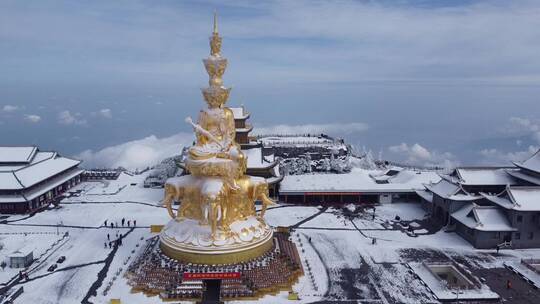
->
xmin=163 ymin=175 xmax=274 ymax=238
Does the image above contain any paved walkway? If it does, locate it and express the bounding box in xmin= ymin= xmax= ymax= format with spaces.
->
xmin=82 ymin=227 xmax=135 ymax=304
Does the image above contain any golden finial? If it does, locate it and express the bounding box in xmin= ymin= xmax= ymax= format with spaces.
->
xmin=210 ymin=12 xmax=222 ymax=56
xmin=213 ymin=11 xmax=218 ymax=34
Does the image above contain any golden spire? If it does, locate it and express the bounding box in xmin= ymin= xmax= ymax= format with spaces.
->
xmin=213 ymin=11 xmax=218 ymax=34
xmin=209 ymin=12 xmax=222 ymax=56
xmin=202 ymin=12 xmax=230 ymax=105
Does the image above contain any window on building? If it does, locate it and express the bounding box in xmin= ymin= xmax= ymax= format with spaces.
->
xmin=529 ymin=232 xmax=534 ymax=240
xmin=515 ymin=232 xmax=521 ymax=240
xmin=517 ymin=215 xmax=523 ymax=223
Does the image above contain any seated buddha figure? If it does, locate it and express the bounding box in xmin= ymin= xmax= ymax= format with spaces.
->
xmin=186 ymin=94 xmax=246 ymax=189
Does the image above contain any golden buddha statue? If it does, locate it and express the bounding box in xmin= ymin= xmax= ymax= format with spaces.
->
xmin=159 ymin=13 xmax=274 ymax=265
xmin=185 ymin=12 xmax=246 ymax=189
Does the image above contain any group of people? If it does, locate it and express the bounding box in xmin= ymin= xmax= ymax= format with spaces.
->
xmin=103 ymin=218 xmax=137 ymax=229
xmin=104 ymin=230 xmax=125 ymax=249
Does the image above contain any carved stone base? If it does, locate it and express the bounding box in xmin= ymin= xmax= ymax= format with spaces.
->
xmin=159 ymin=216 xmax=274 ymax=264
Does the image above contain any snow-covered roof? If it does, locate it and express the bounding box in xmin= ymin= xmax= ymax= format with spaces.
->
xmin=415 ymin=189 xmax=433 ymax=203
xmin=513 ymin=149 xmax=540 ymax=174
xmin=259 ymin=136 xmax=339 ymax=148
xmin=26 ymin=168 xmax=83 ymax=201
xmin=451 ymin=204 xmax=516 ymax=232
xmin=480 ymin=193 xmax=514 ymax=210
xmin=0 ymin=151 xmax=81 ymax=190
xmin=455 ymin=168 xmax=518 ymax=186
xmin=228 ymin=106 xmax=249 ymax=120
xmin=236 ymin=126 xmax=253 ymax=133
xmin=244 ymin=147 xmax=276 ymax=169
xmin=481 ymin=186 xmax=540 ymax=211
xmin=10 ymin=245 xmax=34 ymax=257
xmin=425 ymin=179 xmax=460 ymax=197
xmin=424 ymin=178 xmax=479 ymax=201
xmin=369 ymin=166 xmax=404 ymax=182
xmin=508 ymin=187 xmax=540 ymax=211
xmin=0 ymin=146 xmax=38 ymax=164
xmin=505 ymin=169 xmax=540 ymax=186
xmin=280 ymin=168 xmax=440 ymax=194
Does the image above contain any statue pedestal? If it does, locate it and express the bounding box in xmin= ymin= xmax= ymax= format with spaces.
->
xmin=159 ymin=216 xmax=273 ymax=264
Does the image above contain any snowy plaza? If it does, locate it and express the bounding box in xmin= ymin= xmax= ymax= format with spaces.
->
xmin=1 ymin=171 xmax=540 ymax=303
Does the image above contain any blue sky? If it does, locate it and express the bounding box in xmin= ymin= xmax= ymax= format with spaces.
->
xmin=1 ymin=0 xmax=540 ymax=168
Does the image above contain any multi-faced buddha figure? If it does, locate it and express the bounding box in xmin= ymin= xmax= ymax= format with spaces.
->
xmin=185 ymin=21 xmax=246 ymax=189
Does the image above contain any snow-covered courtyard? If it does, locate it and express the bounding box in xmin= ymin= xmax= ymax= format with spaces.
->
xmin=2 ymin=172 xmax=540 ymax=304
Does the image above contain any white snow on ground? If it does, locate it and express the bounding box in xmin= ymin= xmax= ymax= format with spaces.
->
xmin=0 ymin=232 xmax=62 ymax=283
xmin=63 ymin=172 xmax=164 ymax=204
xmin=263 ymin=205 xmax=320 ymax=227
xmin=301 ymin=211 xmax=355 ymax=229
xmin=375 ymin=202 xmax=429 ymax=221
xmin=2 ymin=171 xmax=540 ymax=303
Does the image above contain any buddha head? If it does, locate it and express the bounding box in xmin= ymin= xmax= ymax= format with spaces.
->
xmin=202 ymin=87 xmax=231 ymax=109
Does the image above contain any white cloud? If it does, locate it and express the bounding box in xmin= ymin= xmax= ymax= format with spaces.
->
xmin=76 ymin=132 xmax=194 ymax=170
xmin=253 ymin=122 xmax=368 ymax=136
xmin=388 ymin=143 xmax=409 ymax=154
xmin=2 ymin=105 xmax=18 ymax=112
xmin=24 ymin=114 xmax=41 ymax=123
xmin=477 ymin=117 xmax=540 ymax=165
xmin=58 ymin=110 xmax=87 ymax=125
xmin=479 ymin=145 xmax=538 ymax=165
xmin=99 ymin=108 xmax=112 ymax=119
xmin=4 ymin=1 xmax=539 ymax=86
xmin=507 ymin=116 xmax=540 ymax=143
xmin=387 ymin=142 xmax=457 ymax=168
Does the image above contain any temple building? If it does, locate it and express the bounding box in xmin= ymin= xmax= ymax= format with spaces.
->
xmin=425 ymin=167 xmax=519 ymax=226
xmin=228 ymin=104 xmax=283 ymax=193
xmin=229 ymin=105 xmax=253 ymax=147
xmin=420 ymin=151 xmax=540 ymax=249
xmin=0 ymin=146 xmax=82 ymax=214
xmin=423 ymin=177 xmax=480 ymax=225
xmin=280 ymin=168 xmax=440 ymax=204
xmin=478 ymin=186 xmax=540 ymax=248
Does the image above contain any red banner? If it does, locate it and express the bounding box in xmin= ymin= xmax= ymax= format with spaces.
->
xmin=182 ymin=272 xmax=241 ymax=280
